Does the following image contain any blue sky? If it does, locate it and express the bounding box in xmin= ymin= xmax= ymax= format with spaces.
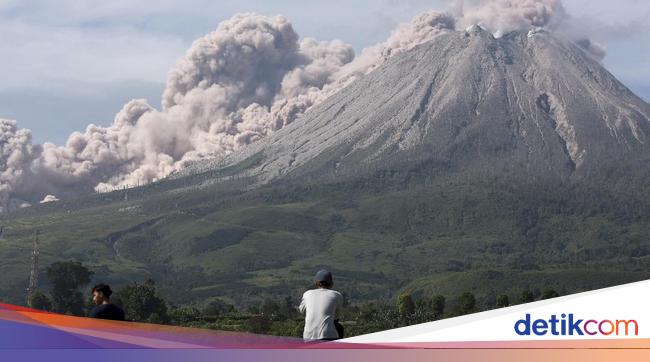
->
xmin=1 ymin=0 xmax=649 ymax=145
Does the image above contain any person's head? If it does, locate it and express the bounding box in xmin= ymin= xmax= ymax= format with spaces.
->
xmin=314 ymin=269 xmax=333 ymax=289
xmin=91 ymin=284 xmax=113 ymax=305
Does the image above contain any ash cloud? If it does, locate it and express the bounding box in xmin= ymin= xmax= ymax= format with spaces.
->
xmin=39 ymin=194 xmax=59 ymax=203
xmin=456 ymin=0 xmax=565 ymax=37
xmin=0 ymin=119 xmax=40 ymax=212
xmin=455 ymin=0 xmax=606 ymax=59
xmin=575 ymin=38 xmax=607 ymax=60
xmin=0 ymin=1 xmax=614 ymax=209
xmin=23 ymin=14 xmax=358 ymax=200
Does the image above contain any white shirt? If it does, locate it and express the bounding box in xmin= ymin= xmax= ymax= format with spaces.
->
xmin=299 ymin=288 xmax=343 ymax=340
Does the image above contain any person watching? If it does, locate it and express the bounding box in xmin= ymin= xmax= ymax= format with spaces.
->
xmin=89 ymin=284 xmax=125 ymax=321
xmin=299 ymin=269 xmax=344 ymax=341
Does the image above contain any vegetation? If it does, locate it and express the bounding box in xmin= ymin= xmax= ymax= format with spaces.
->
xmin=28 ymin=290 xmax=52 ymax=311
xmin=457 ymin=292 xmax=476 ymax=315
xmin=26 ymin=261 xmax=568 ymax=338
xmin=158 ymin=287 xmax=565 ymax=337
xmin=113 ymin=279 xmax=169 ymax=323
xmin=520 ymin=290 xmax=535 ymax=303
xmin=1 ymin=164 xmax=649 ymax=333
xmin=431 ymin=295 xmax=445 ymax=318
xmin=397 ymin=293 xmax=415 ymax=316
xmin=45 ymin=261 xmax=93 ymax=315
xmin=541 ymin=289 xmax=560 ymax=300
xmin=495 ymin=294 xmax=509 ymax=308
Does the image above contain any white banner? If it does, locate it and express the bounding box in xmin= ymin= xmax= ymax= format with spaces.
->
xmin=343 ymin=279 xmax=648 ymax=343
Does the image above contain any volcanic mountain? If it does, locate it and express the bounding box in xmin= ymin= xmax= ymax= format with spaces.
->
xmin=4 ymin=27 xmax=650 ymax=309
xmin=183 ymin=26 xmax=650 ymax=183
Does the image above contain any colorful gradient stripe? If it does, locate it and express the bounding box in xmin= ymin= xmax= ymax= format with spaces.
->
xmin=2 ymin=302 xmax=650 ymax=361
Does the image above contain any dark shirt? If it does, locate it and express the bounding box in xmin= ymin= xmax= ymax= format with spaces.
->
xmin=89 ymin=303 xmax=125 ymax=321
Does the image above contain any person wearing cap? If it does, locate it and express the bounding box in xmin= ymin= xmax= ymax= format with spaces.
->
xmin=299 ymin=269 xmax=344 ymax=341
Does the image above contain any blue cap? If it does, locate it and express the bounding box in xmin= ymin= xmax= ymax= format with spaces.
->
xmin=314 ymin=269 xmax=333 ymax=283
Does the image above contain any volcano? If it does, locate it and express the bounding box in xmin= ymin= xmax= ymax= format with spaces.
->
xmin=183 ymin=26 xmax=650 ymax=183
xmin=4 ymin=27 xmax=650 ymax=308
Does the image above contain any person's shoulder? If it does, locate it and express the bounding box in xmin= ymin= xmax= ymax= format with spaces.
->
xmin=107 ymin=304 xmax=125 ymax=320
xmin=89 ymin=305 xmax=101 ymax=313
xmin=329 ymin=289 xmax=343 ymax=298
xmin=93 ymin=304 xmax=109 ymax=313
xmin=89 ymin=304 xmax=107 ymax=317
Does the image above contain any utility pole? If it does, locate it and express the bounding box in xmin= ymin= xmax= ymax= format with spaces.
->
xmin=26 ymin=230 xmax=40 ymax=306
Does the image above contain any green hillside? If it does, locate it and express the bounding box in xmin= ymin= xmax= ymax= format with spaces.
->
xmin=3 ymin=168 xmax=650 ymax=310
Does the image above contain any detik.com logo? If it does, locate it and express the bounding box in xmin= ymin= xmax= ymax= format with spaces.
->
xmin=514 ymin=314 xmax=638 ymax=336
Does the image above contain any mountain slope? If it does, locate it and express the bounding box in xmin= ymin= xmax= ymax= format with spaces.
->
xmin=183 ymin=27 xmax=650 ymax=183
xmin=3 ymin=28 xmax=650 ymax=309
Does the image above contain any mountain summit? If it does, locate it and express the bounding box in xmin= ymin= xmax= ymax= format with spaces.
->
xmin=6 ymin=28 xmax=650 ymax=308
xmin=183 ymin=27 xmax=650 ymax=183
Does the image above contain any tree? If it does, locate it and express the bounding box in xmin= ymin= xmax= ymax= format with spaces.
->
xmin=115 ymin=280 xmax=169 ymax=323
xmin=169 ymin=305 xmax=202 ymax=325
xmin=28 ymin=291 xmax=52 ymax=311
xmin=294 ymin=321 xmax=306 ymax=338
xmin=281 ymin=295 xmax=301 ymax=319
xmin=431 ymin=295 xmax=446 ymax=318
xmin=541 ymin=289 xmax=559 ymax=300
xmin=203 ymin=300 xmax=235 ymax=317
xmin=46 ymin=261 xmax=93 ymax=316
xmin=246 ymin=316 xmax=272 ymax=334
xmin=397 ymin=293 xmax=415 ymax=316
xmin=520 ymin=289 xmax=535 ymax=303
xmin=496 ymin=294 xmax=509 ymax=308
xmin=261 ymin=298 xmax=281 ymax=318
xmin=458 ymin=292 xmax=476 ymax=315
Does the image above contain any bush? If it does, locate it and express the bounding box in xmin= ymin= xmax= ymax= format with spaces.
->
xmin=28 ymin=291 xmax=52 ymax=311
xmin=520 ymin=289 xmax=535 ymax=303
xmin=496 ymin=294 xmax=509 ymax=308
xmin=114 ymin=279 xmax=169 ymax=323
xmin=541 ymin=289 xmax=559 ymax=300
xmin=431 ymin=295 xmax=445 ymax=318
xmin=458 ymin=292 xmax=476 ymax=315
xmin=397 ymin=293 xmax=415 ymax=316
xmin=203 ymin=300 xmax=235 ymax=317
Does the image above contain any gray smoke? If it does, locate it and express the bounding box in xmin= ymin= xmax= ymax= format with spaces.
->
xmin=455 ymin=0 xmax=606 ymax=59
xmin=575 ymin=38 xmax=607 ymax=60
xmin=0 ymin=2 xmax=613 ymax=209
xmin=0 ymin=119 xmax=40 ymax=212
xmin=456 ymin=0 xmax=565 ymax=36
xmin=39 ymin=194 xmax=59 ymax=203
xmin=25 ymin=14 xmax=357 ymax=197
xmin=347 ymin=11 xmax=456 ymax=76
xmin=25 ymin=11 xmax=454 ymax=200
